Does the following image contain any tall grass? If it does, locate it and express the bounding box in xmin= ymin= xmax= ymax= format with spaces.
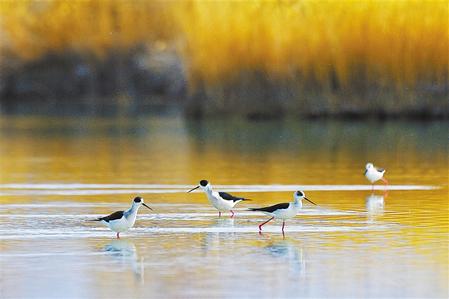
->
xmin=177 ymin=0 xmax=448 ymax=90
xmin=175 ymin=0 xmax=448 ymax=116
xmin=0 ymin=0 xmax=175 ymax=59
xmin=0 ymin=0 xmax=447 ymax=117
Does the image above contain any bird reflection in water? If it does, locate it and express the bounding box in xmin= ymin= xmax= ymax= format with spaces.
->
xmin=201 ymin=217 xmax=235 ymax=254
xmin=104 ymin=239 xmax=144 ymax=283
xmin=366 ymin=193 xmax=385 ymax=222
xmin=265 ymin=239 xmax=306 ymax=276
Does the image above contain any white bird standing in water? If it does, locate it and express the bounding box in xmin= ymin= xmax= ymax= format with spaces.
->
xmin=248 ymin=190 xmax=316 ymax=234
xmin=92 ymin=196 xmax=152 ymax=239
xmin=364 ymin=162 xmax=388 ymax=190
xmin=187 ymin=180 xmax=251 ymax=217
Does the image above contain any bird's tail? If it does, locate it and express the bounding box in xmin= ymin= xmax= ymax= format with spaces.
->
xmin=241 ymin=198 xmax=252 ymax=201
xmin=87 ymin=218 xmax=102 ymax=222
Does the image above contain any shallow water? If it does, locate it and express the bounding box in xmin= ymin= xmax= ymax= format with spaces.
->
xmin=0 ymin=117 xmax=448 ymax=298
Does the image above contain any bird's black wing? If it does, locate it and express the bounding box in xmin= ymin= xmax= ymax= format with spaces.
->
xmin=249 ymin=203 xmax=290 ymax=213
xmin=97 ymin=211 xmax=124 ymax=222
xmin=219 ymin=192 xmax=250 ymax=202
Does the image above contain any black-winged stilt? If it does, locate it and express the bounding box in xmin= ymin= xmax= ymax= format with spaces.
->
xmin=187 ymin=180 xmax=251 ymax=217
xmin=364 ymin=162 xmax=388 ymax=190
xmin=249 ymin=191 xmax=316 ymax=234
xmin=92 ymin=196 xmax=152 ymax=239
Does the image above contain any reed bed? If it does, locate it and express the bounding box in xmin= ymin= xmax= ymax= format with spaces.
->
xmin=176 ymin=0 xmax=448 ymax=117
xmin=0 ymin=0 xmax=175 ymax=59
xmin=177 ymin=1 xmax=448 ymax=87
xmin=0 ymin=0 xmax=447 ymax=117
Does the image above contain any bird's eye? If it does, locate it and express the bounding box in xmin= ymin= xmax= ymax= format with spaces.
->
xmin=134 ymin=197 xmax=142 ymax=203
xmin=200 ymin=180 xmax=208 ymax=186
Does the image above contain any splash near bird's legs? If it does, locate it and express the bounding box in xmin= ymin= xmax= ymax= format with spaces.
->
xmin=258 ymin=217 xmax=274 ymax=231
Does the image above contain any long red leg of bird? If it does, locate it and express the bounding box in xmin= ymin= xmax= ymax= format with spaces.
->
xmin=218 ymin=211 xmax=221 ymax=217
xmin=282 ymin=221 xmax=285 ymax=233
xmin=381 ymin=177 xmax=389 ymax=193
xmin=116 ymin=232 xmax=120 ymax=239
xmin=259 ymin=217 xmax=274 ymax=231
xmin=230 ymin=210 xmax=234 ymax=218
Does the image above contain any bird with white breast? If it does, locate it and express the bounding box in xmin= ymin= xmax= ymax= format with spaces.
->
xmin=249 ymin=190 xmax=316 ymax=234
xmin=364 ymin=162 xmax=388 ymax=190
xmin=92 ymin=196 xmax=152 ymax=239
xmin=187 ymin=179 xmax=250 ymax=217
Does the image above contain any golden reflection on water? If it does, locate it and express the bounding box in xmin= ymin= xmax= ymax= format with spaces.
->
xmin=0 ymin=116 xmax=447 ymax=298
xmin=0 ymin=116 xmax=447 ymax=186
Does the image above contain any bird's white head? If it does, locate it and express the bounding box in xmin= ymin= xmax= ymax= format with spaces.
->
xmin=187 ymin=179 xmax=211 ymax=193
xmin=132 ymin=196 xmax=153 ymax=211
xmin=294 ymin=190 xmax=316 ymax=205
xmin=366 ymin=163 xmax=374 ymax=170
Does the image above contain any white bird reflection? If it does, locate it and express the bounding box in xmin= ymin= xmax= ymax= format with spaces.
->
xmin=265 ymin=239 xmax=306 ymax=276
xmin=201 ymin=217 xmax=235 ymax=254
xmin=366 ymin=193 xmax=385 ymax=222
xmin=103 ymin=239 xmax=144 ymax=282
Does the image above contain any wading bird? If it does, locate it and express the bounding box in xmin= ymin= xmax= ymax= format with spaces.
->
xmin=92 ymin=196 xmax=152 ymax=239
xmin=187 ymin=180 xmax=250 ymax=217
xmin=364 ymin=162 xmax=388 ymax=190
xmin=249 ymin=191 xmax=316 ymax=234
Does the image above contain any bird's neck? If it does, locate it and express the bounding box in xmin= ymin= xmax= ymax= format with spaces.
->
xmin=293 ymin=199 xmax=302 ymax=209
xmin=203 ymin=187 xmax=213 ymax=195
xmin=126 ymin=204 xmax=140 ymax=216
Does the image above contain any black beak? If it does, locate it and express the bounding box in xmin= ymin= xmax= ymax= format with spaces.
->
xmin=304 ymin=197 xmax=317 ymax=205
xmin=142 ymin=203 xmax=153 ymax=210
xmin=187 ymin=185 xmax=200 ymax=193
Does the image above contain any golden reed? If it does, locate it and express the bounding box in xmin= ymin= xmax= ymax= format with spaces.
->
xmin=1 ymin=0 xmax=447 ymax=116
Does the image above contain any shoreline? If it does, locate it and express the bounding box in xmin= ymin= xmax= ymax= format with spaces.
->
xmin=1 ymin=51 xmax=447 ymax=119
xmin=1 ymin=101 xmax=449 ymax=121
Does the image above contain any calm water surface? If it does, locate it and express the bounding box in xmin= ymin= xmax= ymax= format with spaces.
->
xmin=0 ymin=116 xmax=448 ymax=298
